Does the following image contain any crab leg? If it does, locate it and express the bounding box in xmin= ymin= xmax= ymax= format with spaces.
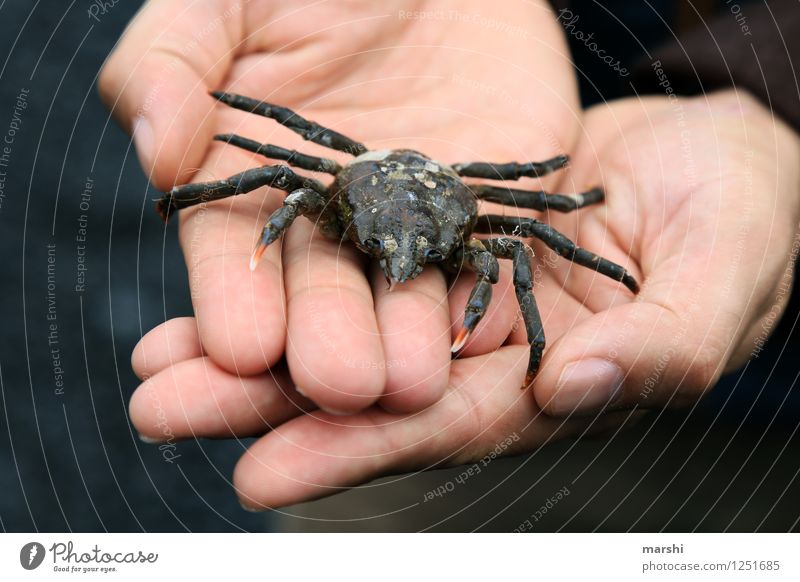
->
xmin=451 ymin=240 xmax=500 ymax=353
xmin=482 ymin=238 xmax=545 ymax=387
xmin=475 ymin=215 xmax=640 ymax=294
xmin=250 ymin=188 xmax=340 ymax=271
xmin=211 ymin=91 xmax=368 ymax=156
xmin=214 ymin=134 xmax=342 ymax=174
xmin=452 ymin=154 xmax=569 ymax=180
xmin=471 ymin=184 xmax=604 ymax=213
xmin=156 ymin=164 xmax=325 ymax=221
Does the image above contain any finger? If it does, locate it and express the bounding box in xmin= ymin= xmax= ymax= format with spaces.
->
xmin=369 ymin=262 xmax=451 ymax=413
xmin=283 ymin=219 xmax=386 ymax=415
xmin=178 ymin=143 xmax=288 ymax=376
xmin=129 ymin=357 xmax=312 ymax=441
xmin=233 ymin=346 xmax=589 ymax=510
xmin=131 ymin=317 xmax=203 ymax=380
xmin=98 ymin=0 xmax=239 ymax=189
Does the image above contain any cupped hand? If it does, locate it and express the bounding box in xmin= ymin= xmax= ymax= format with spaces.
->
xmin=531 ymin=89 xmax=800 ymax=417
xmin=129 ymin=316 xmax=628 ymax=509
xmin=101 ymin=0 xmax=581 ymax=414
xmin=127 ymin=88 xmax=799 ymax=509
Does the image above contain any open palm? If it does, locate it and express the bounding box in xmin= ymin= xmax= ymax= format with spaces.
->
xmin=101 ymin=0 xmax=586 ymax=414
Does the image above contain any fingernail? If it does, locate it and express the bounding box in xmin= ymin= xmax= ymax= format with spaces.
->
xmin=132 ymin=115 xmax=154 ymax=171
xmin=138 ymin=433 xmax=163 ymax=444
xmin=318 ymin=404 xmax=353 ymax=416
xmin=239 ymin=501 xmax=264 ymax=513
xmin=551 ymin=358 xmax=625 ymax=416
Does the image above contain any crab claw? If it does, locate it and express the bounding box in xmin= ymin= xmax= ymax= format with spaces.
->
xmin=451 ymin=327 xmax=472 ymax=353
xmin=452 ymin=279 xmax=491 ymax=354
xmin=522 ymin=371 xmax=536 ymax=390
xmin=156 ymin=193 xmax=176 ymax=223
xmin=250 ymin=241 xmax=268 ymax=271
xmin=380 ymin=259 xmax=396 ymax=291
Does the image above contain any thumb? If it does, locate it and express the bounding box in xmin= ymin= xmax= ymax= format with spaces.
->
xmin=533 ymin=298 xmax=728 ymax=418
xmin=98 ymin=0 xmax=240 ymax=190
xmin=532 ymin=211 xmax=775 ymax=417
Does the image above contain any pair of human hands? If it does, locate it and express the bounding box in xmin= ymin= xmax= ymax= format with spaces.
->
xmin=100 ymin=0 xmax=800 ymax=509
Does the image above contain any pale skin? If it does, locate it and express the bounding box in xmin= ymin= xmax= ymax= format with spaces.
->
xmin=101 ymin=1 xmax=800 ymax=508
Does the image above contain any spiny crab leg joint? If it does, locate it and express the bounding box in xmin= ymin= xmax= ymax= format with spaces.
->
xmin=157 ymin=92 xmax=640 ymax=388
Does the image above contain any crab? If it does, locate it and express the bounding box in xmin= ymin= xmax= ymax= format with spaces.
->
xmin=157 ymin=92 xmax=640 ymax=387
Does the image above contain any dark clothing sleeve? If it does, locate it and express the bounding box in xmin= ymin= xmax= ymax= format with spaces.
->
xmin=630 ymin=0 xmax=800 ymax=132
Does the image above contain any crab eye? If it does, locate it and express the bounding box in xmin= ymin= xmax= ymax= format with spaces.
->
xmin=364 ymin=237 xmax=383 ymax=251
xmin=425 ymin=249 xmax=444 ymax=262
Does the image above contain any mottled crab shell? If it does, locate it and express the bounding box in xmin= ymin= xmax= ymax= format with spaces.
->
xmin=331 ymin=149 xmax=478 ymax=263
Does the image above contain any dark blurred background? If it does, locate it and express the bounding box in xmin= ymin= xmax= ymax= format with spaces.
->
xmin=0 ymin=0 xmax=797 ymax=532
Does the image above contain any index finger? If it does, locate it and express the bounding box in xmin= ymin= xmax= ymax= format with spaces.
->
xmin=178 ymin=140 xmax=289 ymax=375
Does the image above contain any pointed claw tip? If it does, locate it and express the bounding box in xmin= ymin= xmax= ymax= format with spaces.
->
xmin=624 ymin=275 xmax=640 ymax=295
xmin=521 ymin=371 xmax=537 ymax=390
xmin=381 ymin=264 xmax=394 ymax=291
xmin=156 ymin=198 xmax=173 ymax=223
xmin=250 ymin=244 xmax=266 ymax=271
xmin=451 ymin=327 xmax=471 ymax=353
